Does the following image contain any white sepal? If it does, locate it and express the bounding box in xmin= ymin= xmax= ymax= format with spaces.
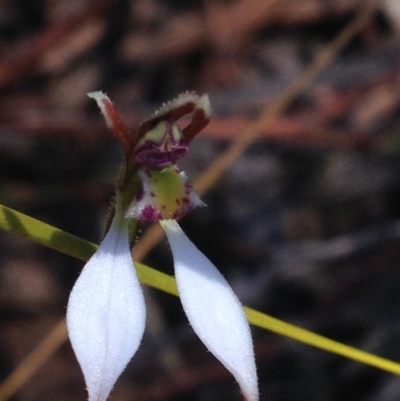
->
xmin=67 ymin=222 xmax=146 ymax=401
xmin=160 ymin=220 xmax=258 ymax=401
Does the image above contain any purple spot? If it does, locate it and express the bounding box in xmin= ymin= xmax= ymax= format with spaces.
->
xmin=140 ymin=206 xmax=161 ymax=222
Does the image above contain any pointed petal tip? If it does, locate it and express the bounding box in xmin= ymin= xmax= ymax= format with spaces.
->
xmin=160 ymin=220 xmax=259 ymax=401
xmin=87 ymin=91 xmax=116 ymax=129
xmin=67 ymin=225 xmax=146 ymax=401
xmin=87 ymin=90 xmax=108 ymax=102
xmin=197 ymin=94 xmax=212 ymax=118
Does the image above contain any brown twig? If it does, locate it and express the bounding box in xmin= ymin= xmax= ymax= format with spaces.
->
xmin=0 ymin=320 xmax=67 ymax=401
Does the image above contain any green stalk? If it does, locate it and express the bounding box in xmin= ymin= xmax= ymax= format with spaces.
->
xmin=1 ymin=203 xmax=400 ymax=375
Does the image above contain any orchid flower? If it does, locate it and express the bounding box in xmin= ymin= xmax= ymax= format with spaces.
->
xmin=66 ymin=91 xmax=259 ymax=401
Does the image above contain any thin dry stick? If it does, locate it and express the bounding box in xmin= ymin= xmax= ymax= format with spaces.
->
xmin=133 ymin=1 xmax=376 ymax=261
xmin=0 ymin=3 xmax=376 ymax=400
xmin=0 ymin=321 xmax=67 ymax=401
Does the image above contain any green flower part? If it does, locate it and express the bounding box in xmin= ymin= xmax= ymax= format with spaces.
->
xmin=126 ymin=166 xmax=204 ymax=222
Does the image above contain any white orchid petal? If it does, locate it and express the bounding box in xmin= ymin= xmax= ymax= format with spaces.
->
xmin=67 ymin=223 xmax=146 ymax=401
xmin=160 ymin=220 xmax=258 ymax=401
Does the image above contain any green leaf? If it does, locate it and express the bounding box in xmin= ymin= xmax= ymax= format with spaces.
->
xmin=0 ymin=204 xmax=97 ymax=261
xmin=0 ymin=203 xmax=400 ymax=375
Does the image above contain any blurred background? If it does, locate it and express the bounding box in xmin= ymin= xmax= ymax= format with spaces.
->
xmin=2 ymin=0 xmax=400 ymax=400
